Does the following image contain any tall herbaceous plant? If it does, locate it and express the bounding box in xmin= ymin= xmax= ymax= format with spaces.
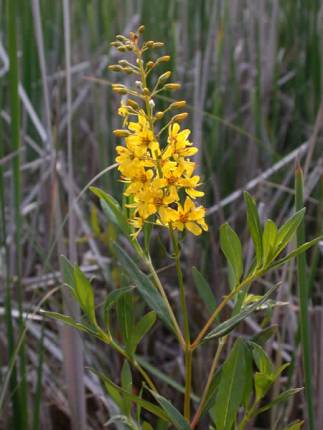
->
xmin=47 ymin=26 xmax=322 ymax=430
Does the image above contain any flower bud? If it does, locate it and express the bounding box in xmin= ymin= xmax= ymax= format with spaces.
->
xmin=108 ymin=65 xmax=122 ymax=72
xmin=158 ymin=71 xmax=172 ymax=84
xmin=146 ymin=61 xmax=155 ymax=69
xmin=113 ymin=129 xmax=131 ymax=137
xmin=164 ymin=83 xmax=181 ymax=91
xmin=169 ymin=100 xmax=186 ymax=109
xmin=143 ymin=87 xmax=150 ymax=96
xmin=146 ymin=40 xmax=154 ymax=48
xmin=153 ymin=42 xmax=164 ymax=48
xmin=112 ymin=85 xmax=128 ymax=94
xmin=156 ymin=55 xmax=171 ymax=63
xmin=172 ymin=112 xmax=188 ymax=122
xmin=127 ymin=99 xmax=139 ymax=110
xmin=138 ymin=25 xmax=145 ymax=33
xmin=155 ymin=111 xmax=164 ymax=119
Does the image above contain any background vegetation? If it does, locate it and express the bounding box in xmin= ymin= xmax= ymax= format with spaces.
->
xmin=0 ymin=0 xmax=322 ymax=429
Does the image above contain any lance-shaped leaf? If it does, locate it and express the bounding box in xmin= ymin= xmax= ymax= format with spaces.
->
xmin=204 ymin=284 xmax=279 ymax=341
xmin=192 ymin=267 xmax=216 ymax=313
xmin=113 ymin=243 xmax=174 ymax=332
xmin=130 ymin=311 xmax=156 ymax=355
xmin=90 ymin=186 xmax=130 ymax=236
xmin=262 ymin=219 xmax=278 ymax=266
xmin=73 ymin=266 xmax=96 ymax=323
xmin=148 ymin=390 xmax=191 ymax=430
xmin=220 ymin=223 xmax=243 ymax=287
xmin=256 ymin=388 xmax=303 ymax=416
xmin=244 ymin=192 xmax=263 ymax=267
xmin=274 ymin=208 xmax=305 ymax=257
xmin=213 ymin=338 xmax=251 ymax=430
xmin=92 ymin=370 xmax=169 ymax=422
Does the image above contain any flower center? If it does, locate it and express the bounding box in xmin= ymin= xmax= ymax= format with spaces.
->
xmin=154 ymin=197 xmax=163 ymax=207
xmin=179 ymin=213 xmax=189 ymax=223
xmin=167 ymin=175 xmax=177 ymax=185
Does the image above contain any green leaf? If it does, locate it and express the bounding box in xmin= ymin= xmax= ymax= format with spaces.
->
xmin=249 ymin=342 xmax=273 ymax=374
xmin=244 ymin=192 xmax=263 ymax=268
xmin=92 ymin=370 xmax=169 ymax=422
xmin=148 ymin=390 xmax=191 ymax=430
xmin=251 ymin=325 xmax=278 ymax=346
xmin=90 ymin=186 xmax=130 ymax=236
xmin=262 ymin=219 xmax=278 ymax=266
xmin=254 ymin=372 xmax=274 ymax=401
xmin=121 ymin=361 xmax=132 ymax=416
xmin=256 ymin=388 xmax=303 ymax=416
xmin=274 ymin=208 xmax=306 ymax=257
xmin=104 ymin=286 xmax=135 ymax=314
xmin=213 ymin=338 xmax=250 ymax=430
xmin=73 ymin=266 xmax=96 ymax=323
xmin=43 ymin=311 xmax=97 ymax=336
xmin=283 ymin=420 xmax=304 ymax=430
xmin=220 ymin=223 xmax=243 ymax=287
xmin=192 ymin=267 xmax=216 ymax=313
xmin=204 ymin=284 xmax=279 ymax=341
xmin=60 ymin=255 xmax=75 ymax=289
xmin=142 ymin=422 xmax=154 ymax=430
xmin=130 ymin=311 xmax=156 ymax=355
xmin=117 ymin=291 xmax=134 ymax=349
xmin=269 ymin=236 xmax=323 ymax=270
xmin=113 ymin=243 xmax=174 ymax=332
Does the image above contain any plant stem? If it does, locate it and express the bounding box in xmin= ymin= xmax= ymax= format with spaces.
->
xmin=191 ymin=270 xmax=264 ymax=350
xmin=295 ymin=164 xmax=315 ymax=430
xmin=191 ymin=337 xmax=227 ymax=429
xmin=145 ymin=257 xmax=186 ymax=349
xmin=169 ymin=227 xmax=192 ymax=420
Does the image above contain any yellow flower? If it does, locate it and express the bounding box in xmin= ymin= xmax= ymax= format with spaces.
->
xmin=179 ymin=174 xmax=204 ymax=199
xmin=171 ymin=197 xmax=208 ymax=236
xmin=166 ymin=123 xmax=198 ymax=159
xmin=132 ymin=179 xmax=178 ymax=221
xmin=124 ymin=168 xmax=154 ymax=196
xmin=118 ymin=98 xmax=129 ymax=126
xmin=127 ymin=112 xmax=160 ymax=154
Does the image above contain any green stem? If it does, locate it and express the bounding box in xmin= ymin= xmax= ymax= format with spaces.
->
xmin=295 ymin=165 xmax=315 ymax=430
xmin=191 ymin=337 xmax=227 ymax=429
xmin=169 ymin=227 xmax=192 ymax=420
xmin=145 ymin=257 xmax=185 ymax=349
xmin=192 ymin=269 xmax=264 ymax=350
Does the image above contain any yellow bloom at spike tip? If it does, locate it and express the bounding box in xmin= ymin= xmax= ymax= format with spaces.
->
xmin=109 ymin=27 xmax=208 ymax=237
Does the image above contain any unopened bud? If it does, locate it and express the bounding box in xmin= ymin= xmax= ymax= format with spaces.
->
xmin=113 ymin=129 xmax=131 ymax=137
xmin=146 ymin=40 xmax=154 ymax=48
xmin=143 ymin=87 xmax=150 ymax=96
xmin=116 ymin=35 xmax=127 ymax=41
xmin=112 ymin=85 xmax=128 ymax=94
xmin=146 ymin=61 xmax=155 ymax=69
xmin=170 ymin=100 xmax=186 ymax=109
xmin=158 ymin=71 xmax=172 ymax=84
xmin=153 ymin=42 xmax=164 ymax=48
xmin=173 ymin=112 xmax=188 ymax=122
xmin=127 ymin=99 xmax=139 ymax=110
xmin=108 ymin=65 xmax=122 ymax=72
xmin=138 ymin=25 xmax=145 ymax=33
xmin=117 ymin=46 xmax=126 ymax=52
xmin=155 ymin=111 xmax=164 ymax=119
xmin=156 ymin=55 xmax=171 ymax=63
xmin=124 ymin=67 xmax=133 ymax=74
xmin=149 ymin=99 xmax=155 ymax=110
xmin=164 ymin=83 xmax=181 ymax=91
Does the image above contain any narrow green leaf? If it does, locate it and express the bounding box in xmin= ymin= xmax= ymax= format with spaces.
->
xmin=121 ymin=361 xmax=132 ymax=416
xmin=204 ymin=284 xmax=278 ymax=341
xmin=60 ymin=255 xmax=75 ymax=289
xmin=254 ymin=372 xmax=274 ymax=401
xmin=251 ymin=325 xmax=278 ymax=346
xmin=192 ymin=267 xmax=216 ymax=313
xmin=249 ymin=342 xmax=273 ymax=374
xmin=148 ymin=390 xmax=191 ymax=430
xmin=43 ymin=311 xmax=97 ymax=336
xmin=130 ymin=311 xmax=156 ymax=354
xmin=113 ymin=243 xmax=174 ymax=332
xmin=244 ymin=192 xmax=263 ymax=267
xmin=269 ymin=236 xmax=323 ymax=270
xmin=73 ymin=266 xmax=96 ymax=323
xmin=262 ymin=219 xmax=278 ymax=266
xmin=274 ymin=208 xmax=306 ymax=257
xmin=256 ymin=388 xmax=303 ymax=415
xmin=213 ymin=338 xmax=250 ymax=430
xmin=220 ymin=223 xmax=243 ymax=287
xmin=90 ymin=186 xmax=130 ymax=236
xmin=92 ymin=370 xmax=169 ymax=422
xmin=283 ymin=420 xmax=304 ymax=430
xmin=117 ymin=291 xmax=134 ymax=349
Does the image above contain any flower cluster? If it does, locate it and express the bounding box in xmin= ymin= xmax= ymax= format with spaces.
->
xmin=110 ymin=26 xmax=208 ymax=237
